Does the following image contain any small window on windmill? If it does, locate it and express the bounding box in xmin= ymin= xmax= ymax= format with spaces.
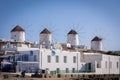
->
xmin=30 ymin=51 xmax=33 ymax=56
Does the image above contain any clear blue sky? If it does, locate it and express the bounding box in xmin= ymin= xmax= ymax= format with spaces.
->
xmin=0 ymin=0 xmax=120 ymax=51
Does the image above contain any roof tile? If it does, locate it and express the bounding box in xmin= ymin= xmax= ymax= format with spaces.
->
xmin=92 ymin=36 xmax=102 ymax=41
xmin=11 ymin=25 xmax=25 ymax=32
xmin=68 ymin=29 xmax=78 ymax=34
xmin=40 ymin=28 xmax=51 ymax=34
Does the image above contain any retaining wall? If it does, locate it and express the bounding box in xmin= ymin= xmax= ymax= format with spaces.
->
xmin=0 ymin=73 xmax=120 ymax=80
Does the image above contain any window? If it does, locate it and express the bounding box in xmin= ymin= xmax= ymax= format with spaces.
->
xmin=56 ymin=56 xmax=59 ymax=63
xmin=110 ymin=61 xmax=112 ymax=68
xmin=16 ymin=55 xmax=21 ymax=61
xmin=22 ymin=54 xmax=28 ymax=61
xmin=105 ymin=61 xmax=107 ymax=68
xmin=34 ymin=55 xmax=37 ymax=61
xmin=72 ymin=68 xmax=75 ymax=73
xmin=66 ymin=68 xmax=69 ymax=73
xmin=64 ymin=56 xmax=67 ymax=63
xmin=97 ymin=63 xmax=101 ymax=68
xmin=47 ymin=55 xmax=51 ymax=63
xmin=30 ymin=51 xmax=33 ymax=56
xmin=73 ymin=56 xmax=76 ymax=63
xmin=88 ymin=63 xmax=91 ymax=71
xmin=56 ymin=68 xmax=60 ymax=73
xmin=117 ymin=62 xmax=119 ymax=68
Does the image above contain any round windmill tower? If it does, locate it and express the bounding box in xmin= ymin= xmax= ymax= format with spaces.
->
xmin=40 ymin=28 xmax=52 ymax=45
xmin=91 ymin=36 xmax=102 ymax=51
xmin=11 ymin=25 xmax=25 ymax=42
xmin=67 ymin=29 xmax=79 ymax=46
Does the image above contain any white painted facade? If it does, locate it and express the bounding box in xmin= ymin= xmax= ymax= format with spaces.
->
xmin=95 ymin=54 xmax=120 ymax=74
xmin=67 ymin=34 xmax=79 ymax=46
xmin=11 ymin=31 xmax=25 ymax=42
xmin=39 ymin=49 xmax=82 ymax=73
xmin=83 ymin=52 xmax=102 ymax=72
xmin=13 ymin=47 xmax=82 ymax=73
xmin=40 ymin=34 xmax=52 ymax=45
xmin=83 ymin=52 xmax=120 ymax=74
xmin=91 ymin=41 xmax=102 ymax=51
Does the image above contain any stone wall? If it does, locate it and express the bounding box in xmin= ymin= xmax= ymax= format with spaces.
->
xmin=0 ymin=73 xmax=120 ymax=80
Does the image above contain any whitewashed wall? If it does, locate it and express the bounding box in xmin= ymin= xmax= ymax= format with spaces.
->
xmin=39 ymin=49 xmax=81 ymax=73
xmin=11 ymin=32 xmax=25 ymax=42
xmin=83 ymin=53 xmax=102 ymax=72
xmin=67 ymin=34 xmax=79 ymax=46
xmin=91 ymin=41 xmax=102 ymax=51
xmin=96 ymin=55 xmax=120 ymax=74
xmin=40 ymin=34 xmax=52 ymax=44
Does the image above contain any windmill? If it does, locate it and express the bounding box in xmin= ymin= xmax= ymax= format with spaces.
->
xmin=66 ymin=24 xmax=86 ymax=46
xmin=91 ymin=27 xmax=109 ymax=51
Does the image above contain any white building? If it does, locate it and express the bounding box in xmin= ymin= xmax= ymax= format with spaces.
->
xmin=91 ymin=36 xmax=102 ymax=51
xmin=67 ymin=29 xmax=79 ymax=46
xmin=83 ymin=52 xmax=120 ymax=74
xmin=0 ymin=26 xmax=120 ymax=75
xmin=40 ymin=28 xmax=52 ymax=45
xmin=11 ymin=25 xmax=25 ymax=42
